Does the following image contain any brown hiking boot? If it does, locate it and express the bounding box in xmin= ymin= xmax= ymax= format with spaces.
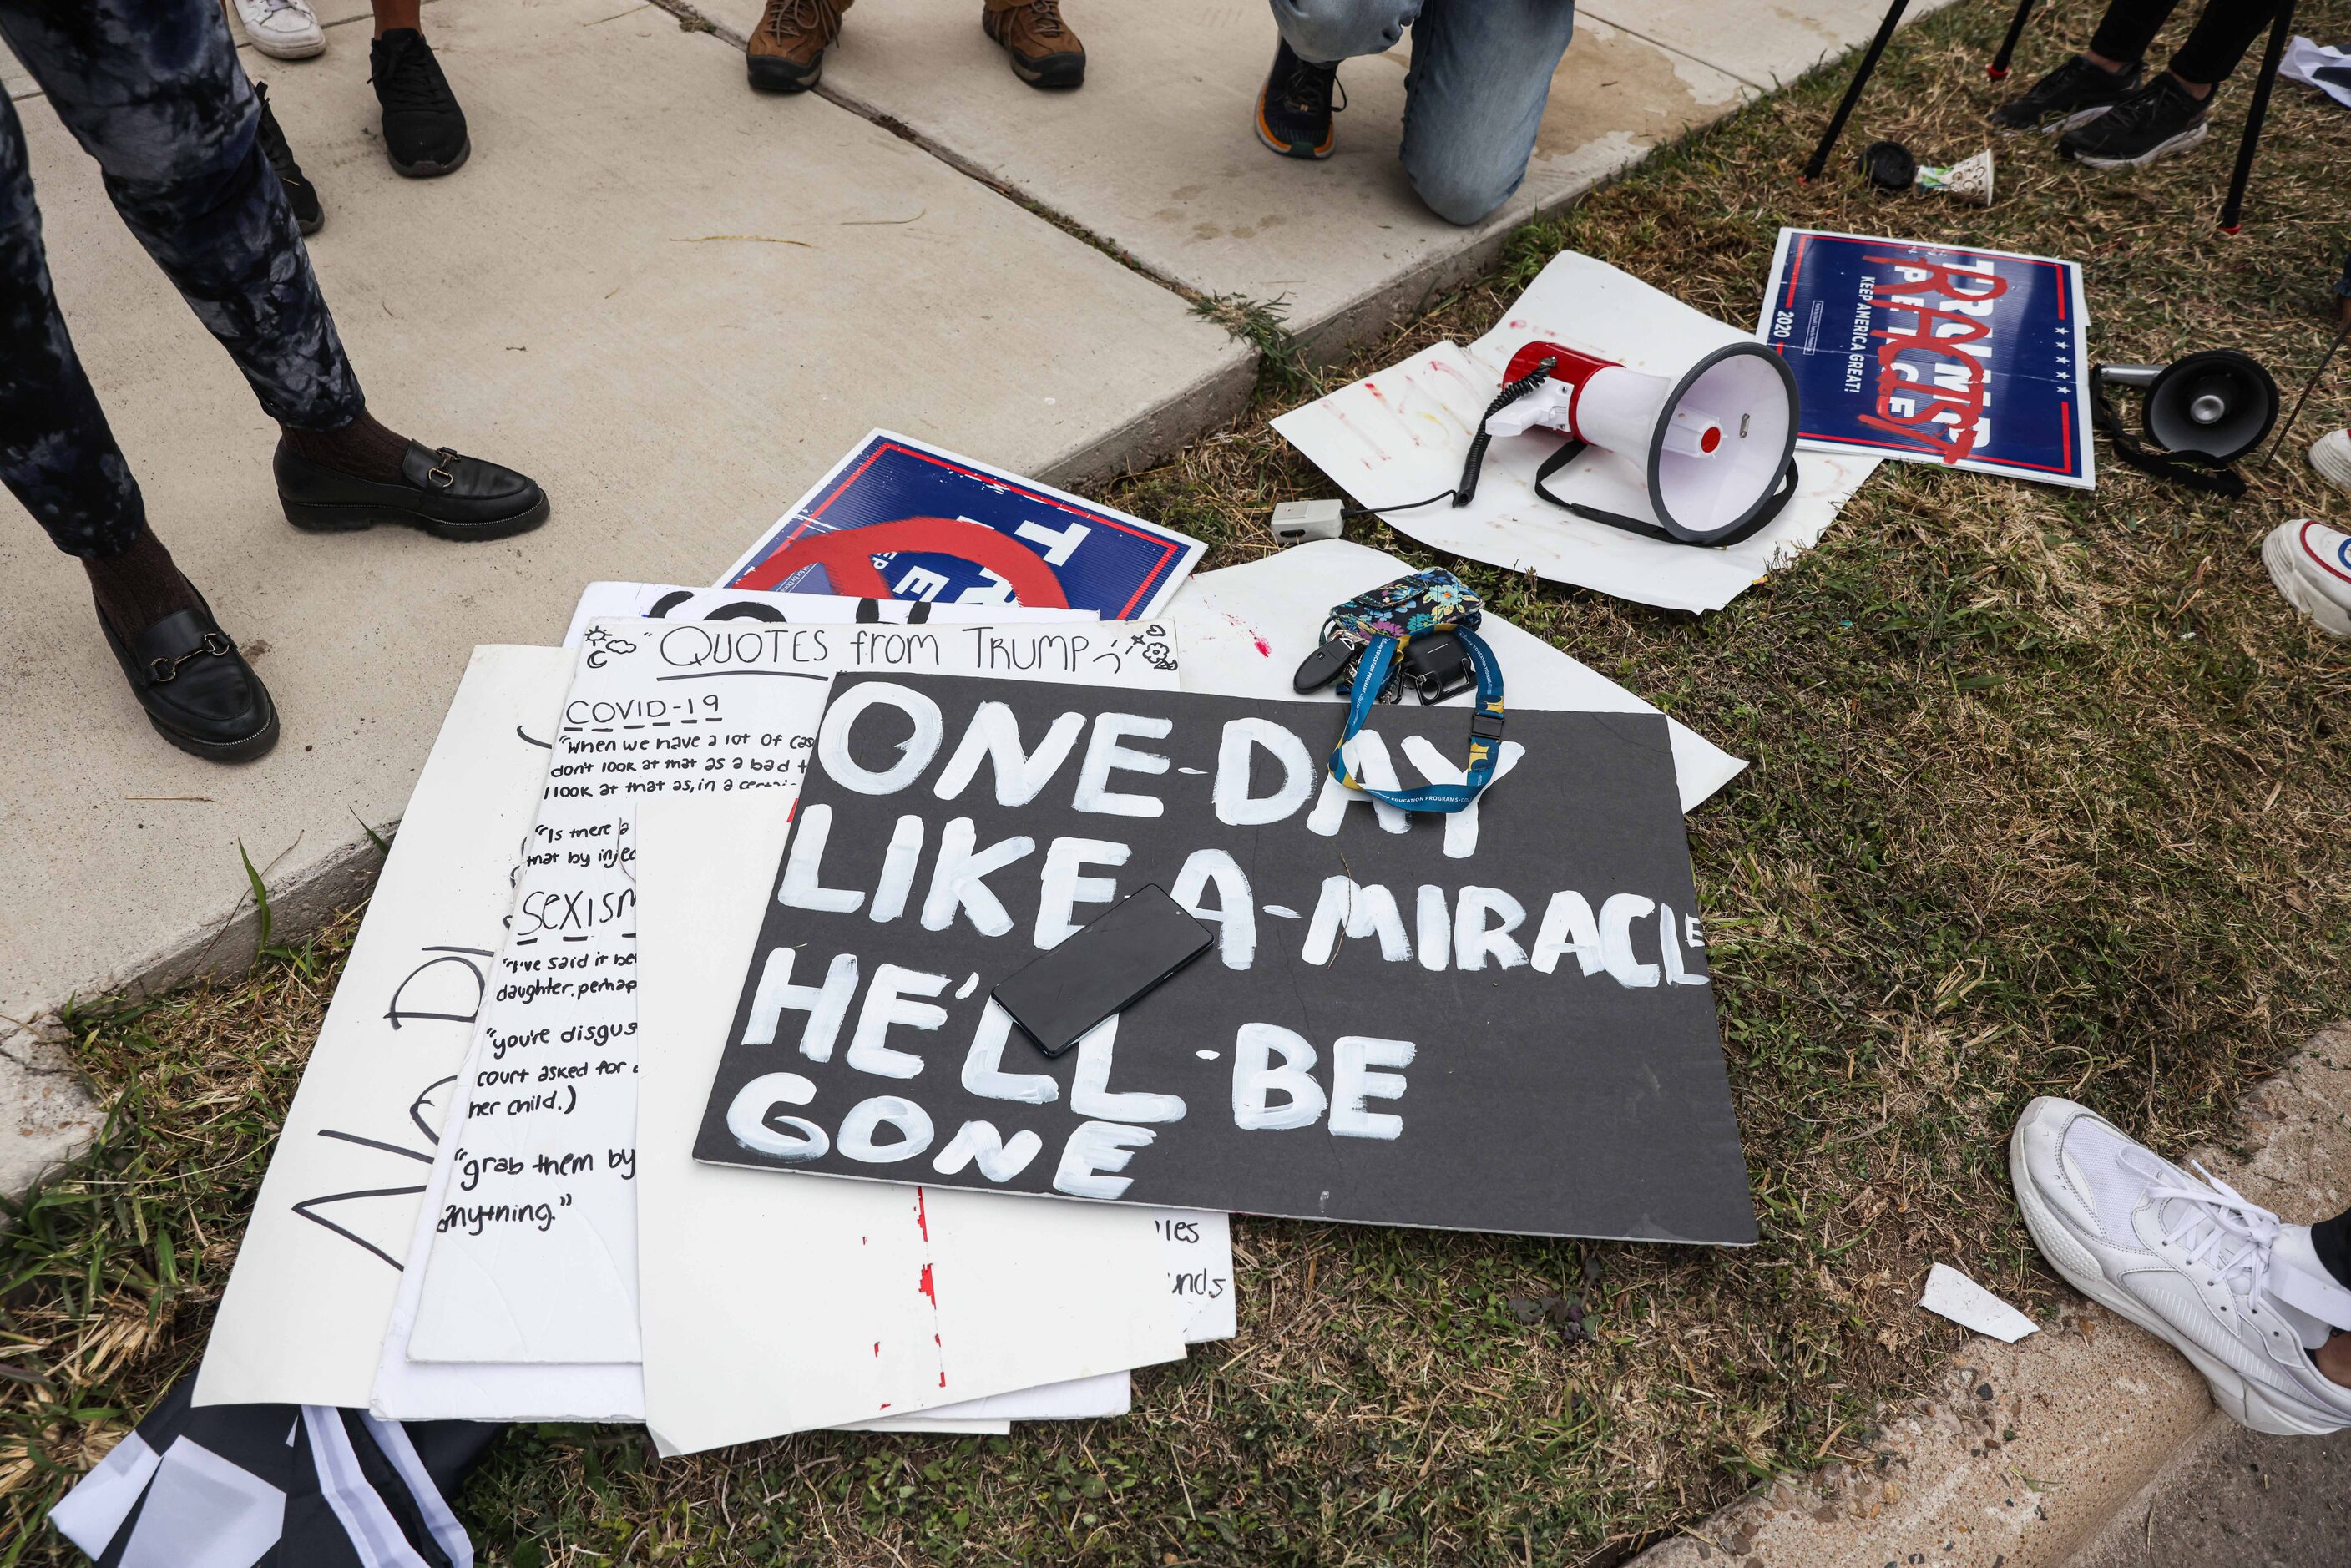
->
xmin=982 ymin=0 xmax=1084 ymax=89
xmin=748 ymin=0 xmax=848 ymax=94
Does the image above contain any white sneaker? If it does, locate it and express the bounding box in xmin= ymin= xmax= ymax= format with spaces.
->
xmin=2313 ymin=429 xmax=2351 ymax=494
xmin=234 ymin=0 xmax=326 ymax=60
xmin=2010 ymin=1097 xmax=2351 ymax=1436
xmin=2262 ymin=518 xmax=2351 ymax=639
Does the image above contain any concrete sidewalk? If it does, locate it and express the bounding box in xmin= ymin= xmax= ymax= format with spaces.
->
xmin=0 ymin=0 xmax=1942 ymax=1192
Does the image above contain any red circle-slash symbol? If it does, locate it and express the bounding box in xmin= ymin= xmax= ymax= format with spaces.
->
xmin=734 ymin=517 xmax=1071 ymax=609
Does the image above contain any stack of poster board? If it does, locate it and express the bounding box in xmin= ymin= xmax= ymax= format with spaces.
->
xmin=190 ymin=430 xmax=1757 ymax=1459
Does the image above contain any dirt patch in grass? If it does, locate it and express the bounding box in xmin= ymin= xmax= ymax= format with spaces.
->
xmin=8 ymin=2 xmax=2351 ymax=1563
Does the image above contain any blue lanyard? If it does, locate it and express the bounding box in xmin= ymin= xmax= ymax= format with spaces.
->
xmin=1325 ymin=626 xmax=1505 ymax=815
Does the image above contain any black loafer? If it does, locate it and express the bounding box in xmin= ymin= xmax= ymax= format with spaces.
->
xmin=275 ymin=438 xmax=550 ymax=541
xmin=96 ymin=593 xmax=280 ymax=763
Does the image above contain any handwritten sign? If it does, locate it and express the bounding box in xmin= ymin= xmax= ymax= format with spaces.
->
xmin=195 ymin=646 xmax=596 ymax=1409
xmin=403 ymin=620 xmax=1182 ymax=1366
xmin=694 ymin=674 xmax=1756 ymax=1242
xmin=1757 ymin=228 xmax=2093 ymax=488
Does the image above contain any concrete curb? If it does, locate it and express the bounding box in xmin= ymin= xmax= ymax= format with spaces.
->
xmin=1631 ymin=1027 xmax=2351 ymax=1568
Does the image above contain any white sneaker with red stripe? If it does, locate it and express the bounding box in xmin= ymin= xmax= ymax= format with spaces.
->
xmin=2312 ymin=429 xmax=2351 ymax=494
xmin=2011 ymin=1097 xmax=2351 ymax=1436
xmin=2262 ymin=518 xmax=2351 ymax=638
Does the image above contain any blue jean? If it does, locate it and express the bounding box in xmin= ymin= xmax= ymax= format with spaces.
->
xmin=1270 ymin=0 xmax=1576 ymax=226
xmin=0 ymin=0 xmax=363 ymax=559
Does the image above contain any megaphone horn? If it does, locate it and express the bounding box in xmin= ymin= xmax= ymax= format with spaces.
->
xmin=1465 ymin=339 xmax=1802 ymax=547
xmin=2092 ymin=348 xmax=2278 ymax=495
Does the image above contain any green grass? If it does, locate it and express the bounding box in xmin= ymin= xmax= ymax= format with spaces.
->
xmin=9 ymin=1 xmax=2351 ymax=1562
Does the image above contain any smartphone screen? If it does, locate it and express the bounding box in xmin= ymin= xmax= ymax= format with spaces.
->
xmin=990 ymin=885 xmax=1215 ymax=1059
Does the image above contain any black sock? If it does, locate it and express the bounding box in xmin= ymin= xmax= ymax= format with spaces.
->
xmin=281 ymin=411 xmax=413 ymax=484
xmin=84 ymin=528 xmax=200 ymax=638
xmin=2310 ymin=1210 xmax=2351 ymax=1292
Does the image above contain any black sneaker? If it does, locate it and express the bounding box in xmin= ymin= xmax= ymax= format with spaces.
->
xmin=252 ymin=82 xmax=323 ymax=236
xmin=1989 ymin=53 xmax=2141 ymax=133
xmin=2059 ymin=73 xmax=2210 ymax=169
xmin=1256 ymin=38 xmax=1342 ymax=160
xmin=370 ymin=29 xmax=470 ymax=177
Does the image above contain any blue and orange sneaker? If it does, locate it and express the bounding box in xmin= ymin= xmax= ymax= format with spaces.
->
xmin=1256 ymin=38 xmax=1342 ymax=160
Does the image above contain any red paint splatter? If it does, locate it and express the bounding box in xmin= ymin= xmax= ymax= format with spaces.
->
xmin=918 ymin=1262 xmax=937 ymax=1305
xmin=914 ymin=1186 xmax=929 ymax=1242
xmin=880 ymin=1403 xmax=892 ymax=1411
xmin=1252 ymin=633 xmax=1271 ymax=657
xmin=872 ymin=1342 xmax=880 ymax=1357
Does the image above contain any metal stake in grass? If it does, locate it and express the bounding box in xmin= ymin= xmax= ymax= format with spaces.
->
xmin=2264 ymin=314 xmax=2351 ymax=468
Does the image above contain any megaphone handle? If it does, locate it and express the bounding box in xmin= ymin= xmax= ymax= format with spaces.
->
xmin=1453 ymin=355 xmax=1565 ymax=507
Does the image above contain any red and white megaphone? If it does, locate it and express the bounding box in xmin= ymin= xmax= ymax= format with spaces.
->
xmin=1463 ymin=339 xmax=1801 ymax=547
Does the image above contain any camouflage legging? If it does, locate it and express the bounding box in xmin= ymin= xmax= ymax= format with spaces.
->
xmin=0 ymin=0 xmax=364 ymax=559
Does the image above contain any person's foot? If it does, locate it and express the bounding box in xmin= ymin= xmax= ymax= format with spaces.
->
xmin=747 ymin=0 xmax=847 ymax=94
xmin=2010 ymin=1097 xmax=2351 ymax=1435
xmin=2311 ymin=428 xmax=2351 ymax=494
xmin=275 ymin=432 xmax=549 ymax=541
xmin=253 ymin=83 xmax=324 ymax=237
xmin=2058 ymin=74 xmax=2209 ymax=169
xmin=234 ymin=0 xmax=326 ymax=61
xmin=370 ymin=29 xmax=469 ymax=177
xmin=1256 ymin=37 xmax=1341 ymax=160
xmin=1989 ymin=53 xmax=2141 ymax=133
xmin=2261 ymin=518 xmax=2351 ymax=639
xmin=84 ymin=534 xmax=279 ymax=763
xmin=982 ymin=1 xmax=1084 ymax=90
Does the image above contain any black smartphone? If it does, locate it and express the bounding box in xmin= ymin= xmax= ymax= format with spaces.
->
xmin=990 ymin=885 xmax=1215 ymax=1060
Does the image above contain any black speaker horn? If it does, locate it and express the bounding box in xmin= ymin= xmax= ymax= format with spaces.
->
xmin=2092 ymin=350 xmax=2278 ymax=497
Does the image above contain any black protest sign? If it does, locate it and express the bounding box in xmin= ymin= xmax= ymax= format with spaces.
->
xmin=692 ymin=673 xmax=1754 ymax=1243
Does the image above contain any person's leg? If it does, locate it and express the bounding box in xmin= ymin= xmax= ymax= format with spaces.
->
xmin=1255 ymin=0 xmax=1419 ymax=162
xmin=2161 ymin=0 xmax=2280 ymax=94
xmin=2084 ymin=0 xmax=2180 ymax=73
xmin=1 ymin=0 xmax=365 ymax=434
xmin=0 ymin=3 xmax=281 ymax=756
xmin=370 ymin=0 xmax=468 ymax=176
xmin=1268 ymin=0 xmax=1419 ymax=64
xmin=1393 ymin=0 xmax=1575 ymax=227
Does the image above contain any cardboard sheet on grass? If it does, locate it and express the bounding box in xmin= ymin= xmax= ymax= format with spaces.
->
xmin=1272 ymin=253 xmax=1881 ymax=615
xmin=1165 ymin=539 xmax=1743 ymax=810
xmin=694 ymin=672 xmax=1757 ymax=1242
xmin=1757 ymin=229 xmax=2093 ymax=488
xmin=390 ymin=616 xmax=1191 ymax=1412
xmin=200 ymin=634 xmax=1202 ymax=1429
xmin=639 ymin=795 xmax=1198 ymax=1453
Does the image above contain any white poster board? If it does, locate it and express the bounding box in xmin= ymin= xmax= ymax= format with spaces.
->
xmin=195 ymin=646 xmax=578 ymax=1409
xmin=1167 ymin=539 xmax=1744 ymax=811
xmin=635 ymin=796 xmax=1190 ymax=1453
xmin=400 ymin=617 xmax=1188 ymax=1368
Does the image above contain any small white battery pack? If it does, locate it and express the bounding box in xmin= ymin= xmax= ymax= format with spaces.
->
xmin=1271 ymin=498 xmax=1346 ymax=545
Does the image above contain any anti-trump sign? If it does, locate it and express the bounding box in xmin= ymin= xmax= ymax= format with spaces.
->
xmin=692 ymin=674 xmax=1756 ymax=1244
xmin=1757 ymin=228 xmax=2093 ymax=488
